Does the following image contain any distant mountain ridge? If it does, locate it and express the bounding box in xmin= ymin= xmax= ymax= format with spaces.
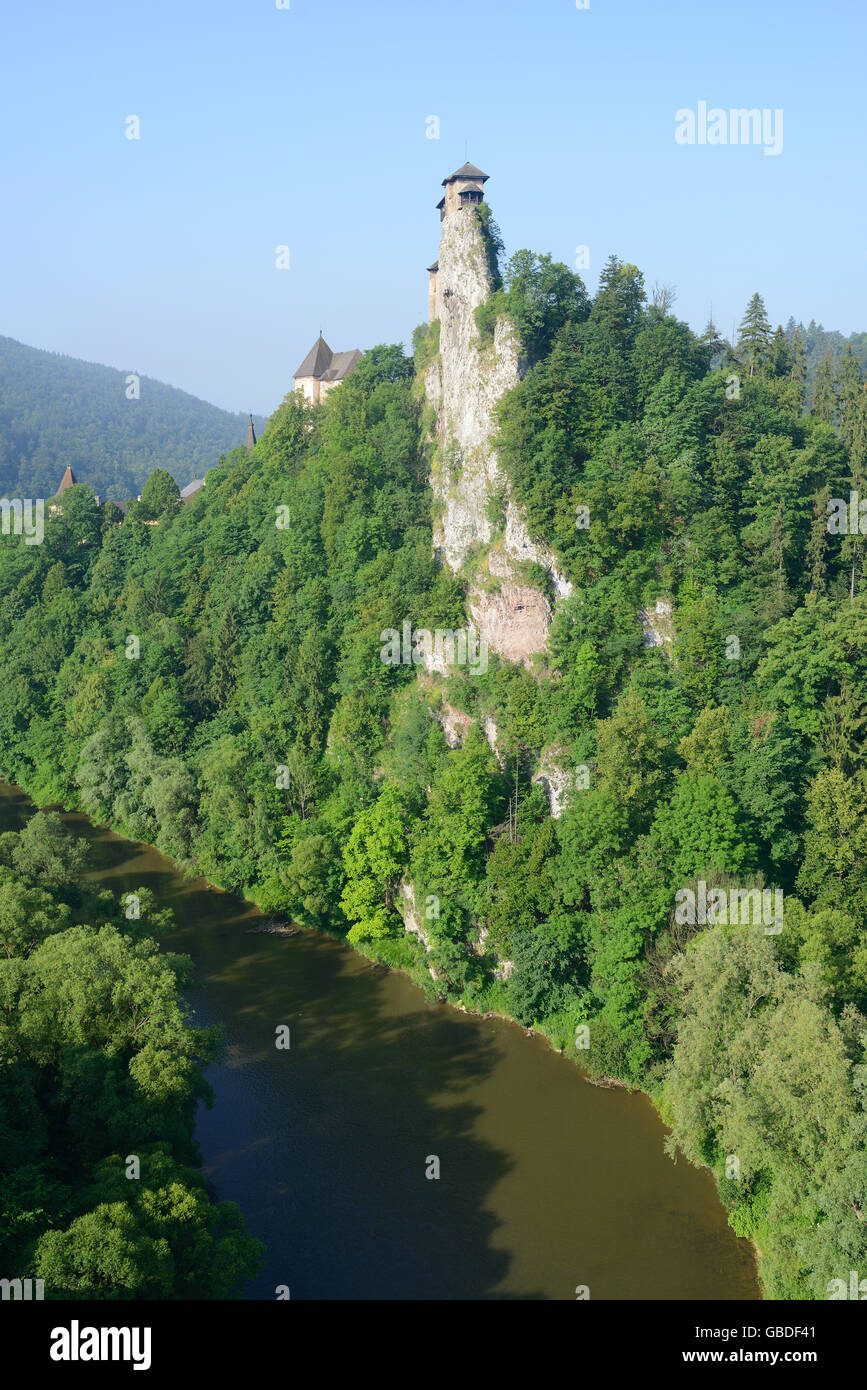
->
xmin=0 ymin=335 xmax=267 ymax=502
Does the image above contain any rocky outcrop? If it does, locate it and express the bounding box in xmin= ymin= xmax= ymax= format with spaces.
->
xmin=533 ymin=750 xmax=580 ymax=820
xmin=423 ymin=206 xmax=570 ymax=665
xmin=483 ymin=715 xmax=504 ymax=767
xmin=639 ymin=598 xmax=674 ymax=650
xmin=438 ymin=703 xmax=473 ymax=749
xmin=501 ymin=507 xmax=572 ymax=602
xmin=475 ymin=924 xmax=513 ymax=981
xmin=434 ymin=705 xmax=505 ymax=765
xmin=397 ymin=881 xmax=438 ymax=982
xmin=467 ymin=581 xmax=552 ymax=668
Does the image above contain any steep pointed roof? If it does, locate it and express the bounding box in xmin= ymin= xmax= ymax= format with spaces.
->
xmin=245 ymin=414 xmax=257 ymax=453
xmin=442 ymin=161 xmax=489 ymax=185
xmin=294 ymin=335 xmax=332 ymax=379
xmin=320 ymin=349 xmax=362 ymax=382
xmin=56 ymin=465 xmax=77 ymax=494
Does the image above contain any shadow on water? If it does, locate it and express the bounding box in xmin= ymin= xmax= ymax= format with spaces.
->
xmin=19 ymin=797 xmax=520 ymax=1299
xmin=0 ymin=784 xmax=760 ymax=1301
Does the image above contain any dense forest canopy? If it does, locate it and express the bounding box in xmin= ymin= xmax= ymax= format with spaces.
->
xmin=0 ymin=335 xmax=265 ymax=503
xmin=2 ymin=222 xmax=867 ymax=1300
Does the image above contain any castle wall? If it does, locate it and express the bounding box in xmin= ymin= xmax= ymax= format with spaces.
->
xmin=295 ymin=376 xmax=320 ymax=404
xmin=295 ymin=375 xmax=350 ymax=404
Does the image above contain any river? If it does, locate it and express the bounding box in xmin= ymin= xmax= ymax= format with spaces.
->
xmin=0 ymin=781 xmax=759 ymax=1300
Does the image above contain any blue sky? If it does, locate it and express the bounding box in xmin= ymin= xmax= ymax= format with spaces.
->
xmin=0 ymin=0 xmax=863 ymax=416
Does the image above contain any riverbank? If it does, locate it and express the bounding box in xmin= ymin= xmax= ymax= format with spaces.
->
xmin=0 ymin=776 xmax=761 ymax=1299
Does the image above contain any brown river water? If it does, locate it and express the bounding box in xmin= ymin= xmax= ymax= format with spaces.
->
xmin=0 ymin=781 xmax=759 ymax=1300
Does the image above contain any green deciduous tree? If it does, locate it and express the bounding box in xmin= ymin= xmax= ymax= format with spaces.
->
xmin=340 ymin=784 xmax=408 ymax=943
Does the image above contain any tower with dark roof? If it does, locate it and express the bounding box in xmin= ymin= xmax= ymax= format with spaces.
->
xmin=47 ymin=465 xmax=79 ymax=515
xmin=293 ymin=335 xmax=361 ymax=405
xmin=245 ymin=414 xmax=257 ymax=453
xmin=437 ymin=161 xmax=489 ymax=220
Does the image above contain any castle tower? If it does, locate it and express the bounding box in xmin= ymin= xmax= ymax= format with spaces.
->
xmin=48 ymin=464 xmax=79 ymax=515
xmin=427 ymin=163 xmax=489 ymax=320
xmin=294 ymin=334 xmax=361 ymax=404
xmin=437 ymin=161 xmax=489 ymax=220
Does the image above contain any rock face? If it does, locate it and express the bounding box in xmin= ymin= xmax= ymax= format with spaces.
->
xmin=483 ymin=715 xmax=504 ymax=767
xmin=475 ymin=924 xmax=513 ymax=981
xmin=467 ymin=582 xmax=552 ymax=668
xmin=501 ymin=507 xmax=573 ymax=602
xmin=398 ymin=881 xmax=438 ymax=981
xmin=438 ymin=702 xmax=473 ymax=749
xmin=639 ymin=598 xmax=674 ymax=650
xmin=533 ymin=750 xmax=578 ymax=820
xmin=398 ymin=880 xmax=429 ymax=948
xmin=423 ymin=205 xmax=570 ymax=667
xmin=425 ymin=210 xmax=518 ymax=571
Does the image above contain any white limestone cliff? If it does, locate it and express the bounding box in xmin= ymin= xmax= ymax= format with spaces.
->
xmin=423 ymin=206 xmax=571 ymax=667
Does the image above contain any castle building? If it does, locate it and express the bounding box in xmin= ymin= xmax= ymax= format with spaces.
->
xmin=428 ymin=162 xmax=489 ymax=321
xmin=293 ymin=335 xmax=361 ymax=405
xmin=48 ymin=465 xmax=85 ymax=514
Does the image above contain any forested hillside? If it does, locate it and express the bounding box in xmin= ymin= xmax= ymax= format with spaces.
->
xmin=0 ymin=335 xmax=265 ymax=503
xmin=2 ymin=233 xmax=867 ymax=1300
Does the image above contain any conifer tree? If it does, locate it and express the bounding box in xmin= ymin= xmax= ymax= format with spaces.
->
xmin=842 ymin=392 xmax=867 ymax=599
xmin=812 ymin=349 xmax=837 ymax=424
xmin=768 ymin=325 xmax=791 ymax=377
xmin=839 ymin=342 xmax=864 ymax=444
xmin=789 ymin=326 xmax=808 ymax=413
xmin=699 ymin=315 xmax=727 ymax=367
xmin=737 ymin=293 xmax=772 ymax=377
xmin=790 ymin=326 xmax=807 ymax=380
xmin=807 ymin=484 xmax=831 ymax=594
